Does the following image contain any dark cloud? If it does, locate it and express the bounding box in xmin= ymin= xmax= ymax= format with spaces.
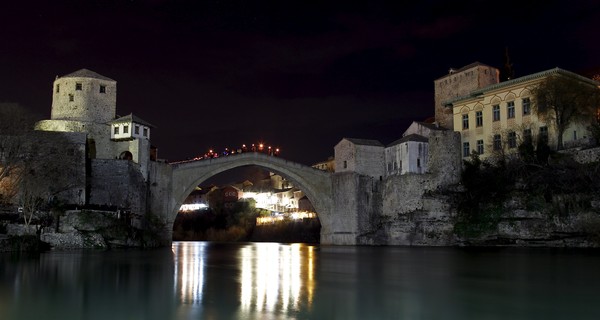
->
xmin=1 ymin=0 xmax=599 ymax=166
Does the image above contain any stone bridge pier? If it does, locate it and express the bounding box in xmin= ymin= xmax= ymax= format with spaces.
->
xmin=148 ymin=152 xmax=365 ymax=245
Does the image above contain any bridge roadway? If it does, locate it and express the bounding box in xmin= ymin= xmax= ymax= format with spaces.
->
xmin=168 ymin=152 xmax=335 ymax=239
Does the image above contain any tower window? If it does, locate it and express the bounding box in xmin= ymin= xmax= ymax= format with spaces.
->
xmin=99 ymin=85 xmax=106 ymax=93
xmin=75 ymin=83 xmax=82 ymax=90
xmin=69 ymin=94 xmax=74 ymax=102
xmin=56 ymin=84 xmax=60 ymax=93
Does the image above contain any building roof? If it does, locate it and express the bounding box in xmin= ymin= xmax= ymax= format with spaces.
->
xmin=58 ymin=68 xmax=115 ymax=81
xmin=444 ymin=67 xmax=600 ymax=106
xmin=387 ymin=134 xmax=428 ymax=147
xmin=109 ymin=113 xmax=156 ymax=128
xmin=413 ymin=121 xmax=448 ymax=131
xmin=435 ymin=61 xmax=496 ymax=81
xmin=343 ymin=138 xmax=384 ymax=147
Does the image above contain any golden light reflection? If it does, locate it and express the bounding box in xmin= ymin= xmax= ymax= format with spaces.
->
xmin=173 ymin=242 xmax=205 ymax=304
xmin=239 ymin=243 xmax=315 ymax=313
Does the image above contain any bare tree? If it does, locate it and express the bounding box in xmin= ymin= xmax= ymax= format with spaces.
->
xmin=16 ymin=131 xmax=85 ymax=227
xmin=0 ymin=103 xmax=40 ymax=203
xmin=532 ymin=74 xmax=600 ymax=150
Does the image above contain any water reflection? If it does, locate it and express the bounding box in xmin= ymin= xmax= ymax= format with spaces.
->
xmin=239 ymin=243 xmax=315 ymax=313
xmin=2 ymin=243 xmax=600 ymax=319
xmin=172 ymin=241 xmax=316 ymax=318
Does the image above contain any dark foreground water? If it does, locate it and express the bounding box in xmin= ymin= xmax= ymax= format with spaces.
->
xmin=1 ymin=242 xmax=600 ymax=320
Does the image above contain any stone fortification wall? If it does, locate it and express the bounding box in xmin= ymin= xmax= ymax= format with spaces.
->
xmin=326 ymin=172 xmax=381 ymax=245
xmin=35 ymin=120 xmax=114 ymax=159
xmin=51 ymin=76 xmax=116 ymax=123
xmin=427 ymin=130 xmax=462 ymax=186
xmin=146 ymin=160 xmax=174 ymax=245
xmin=89 ymin=159 xmax=146 ymax=215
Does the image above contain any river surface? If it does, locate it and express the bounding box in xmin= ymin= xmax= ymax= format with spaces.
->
xmin=1 ymin=242 xmax=600 ymax=320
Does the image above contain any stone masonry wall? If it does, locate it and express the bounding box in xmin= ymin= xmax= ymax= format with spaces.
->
xmin=89 ymin=159 xmax=147 ymax=215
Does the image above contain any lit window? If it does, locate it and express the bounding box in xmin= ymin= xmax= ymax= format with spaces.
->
xmin=508 ymin=132 xmax=517 ymax=148
xmin=123 ymin=125 xmax=129 ymax=134
xmin=462 ymin=142 xmax=470 ymax=157
xmin=100 ymin=85 xmax=106 ymax=93
xmin=493 ymin=134 xmax=502 ymax=150
xmin=114 ymin=126 xmax=119 ymax=134
xmin=462 ymin=114 xmax=469 ymax=130
xmin=476 ymin=111 xmax=483 ymax=127
xmin=493 ymin=105 xmax=500 ymax=121
xmin=507 ymin=101 xmax=515 ymax=119
xmin=75 ymin=83 xmax=82 ymax=90
xmin=522 ymin=98 xmax=531 ymax=115
xmin=477 ymin=140 xmax=484 ymax=154
xmin=69 ymin=94 xmax=74 ymax=102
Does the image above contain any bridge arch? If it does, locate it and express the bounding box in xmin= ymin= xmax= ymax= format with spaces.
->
xmin=169 ymin=152 xmax=333 ymax=239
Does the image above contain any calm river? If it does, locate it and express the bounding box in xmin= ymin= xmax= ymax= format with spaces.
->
xmin=1 ymin=242 xmax=600 ymax=320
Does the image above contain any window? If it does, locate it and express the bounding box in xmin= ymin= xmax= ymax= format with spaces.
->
xmin=393 ymin=162 xmax=398 ymax=170
xmin=387 ymin=163 xmax=392 ymax=172
xmin=539 ymin=126 xmax=548 ymax=142
xmin=462 ymin=142 xmax=470 ymax=157
xmin=114 ymin=126 xmax=119 ymax=134
xmin=134 ymin=125 xmax=140 ymax=135
xmin=508 ymin=132 xmax=517 ymax=148
xmin=476 ymin=111 xmax=483 ymax=127
xmin=123 ymin=125 xmax=129 ymax=134
xmin=507 ymin=101 xmax=515 ymax=119
xmin=493 ymin=134 xmax=502 ymax=150
xmin=524 ymin=129 xmax=532 ymax=142
xmin=343 ymin=160 xmax=347 ymax=169
xmin=56 ymin=84 xmax=60 ymax=93
xmin=573 ymin=130 xmax=577 ymax=140
xmin=417 ymin=158 xmax=421 ymax=167
xmin=522 ymin=98 xmax=531 ymax=115
xmin=68 ymin=94 xmax=74 ymax=102
xmin=462 ymin=114 xmax=469 ymax=130
xmin=75 ymin=83 xmax=82 ymax=90
xmin=493 ymin=105 xmax=500 ymax=121
xmin=477 ymin=140 xmax=484 ymax=155
xmin=100 ymin=85 xmax=106 ymax=93
xmin=143 ymin=128 xmax=148 ymax=137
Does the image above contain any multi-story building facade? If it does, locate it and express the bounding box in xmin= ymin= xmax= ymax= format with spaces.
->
xmin=440 ymin=64 xmax=599 ymax=159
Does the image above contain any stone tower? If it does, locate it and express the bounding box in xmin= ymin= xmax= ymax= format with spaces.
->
xmin=51 ymin=69 xmax=117 ymax=123
xmin=433 ymin=62 xmax=499 ymax=130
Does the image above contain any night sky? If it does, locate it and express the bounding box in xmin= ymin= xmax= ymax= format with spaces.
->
xmin=2 ymin=0 xmax=599 ymax=166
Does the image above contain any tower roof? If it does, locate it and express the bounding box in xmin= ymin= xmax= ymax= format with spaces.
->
xmin=58 ymin=68 xmax=115 ymax=81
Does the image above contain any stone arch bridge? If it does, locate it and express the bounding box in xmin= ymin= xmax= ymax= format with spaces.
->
xmin=160 ymin=152 xmax=354 ymax=244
